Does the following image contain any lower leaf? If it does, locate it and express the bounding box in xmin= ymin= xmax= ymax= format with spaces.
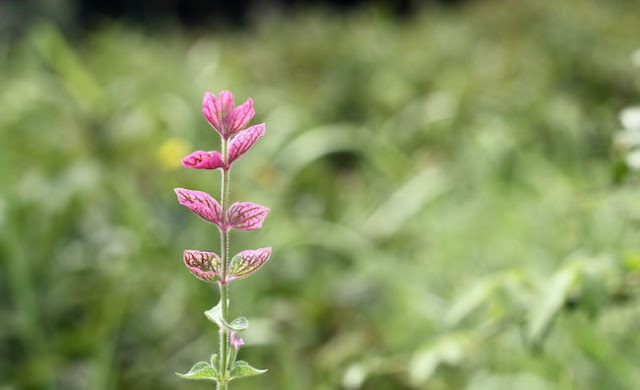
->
xmin=176 ymin=361 xmax=218 ymax=381
xmin=230 ymin=360 xmax=267 ymax=380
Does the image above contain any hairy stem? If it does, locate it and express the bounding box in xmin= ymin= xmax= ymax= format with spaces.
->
xmin=218 ymin=138 xmax=231 ymax=387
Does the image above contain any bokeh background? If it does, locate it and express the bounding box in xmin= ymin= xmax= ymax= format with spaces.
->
xmin=2 ymin=0 xmax=640 ymax=389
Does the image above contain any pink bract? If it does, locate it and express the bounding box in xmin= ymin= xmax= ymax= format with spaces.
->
xmin=174 ymin=188 xmax=224 ymax=229
xmin=182 ymin=150 xmax=226 ymax=170
xmin=226 ymin=202 xmax=270 ymax=231
xmin=202 ymin=91 xmax=255 ymax=139
xmin=176 ymin=188 xmax=269 ymax=232
xmin=228 ymin=124 xmax=266 ymax=166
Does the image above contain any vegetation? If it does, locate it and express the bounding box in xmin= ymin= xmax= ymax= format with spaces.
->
xmin=1 ymin=0 xmax=640 ymax=389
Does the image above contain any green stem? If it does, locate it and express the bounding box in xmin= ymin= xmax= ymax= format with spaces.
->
xmin=218 ymin=138 xmax=231 ymax=387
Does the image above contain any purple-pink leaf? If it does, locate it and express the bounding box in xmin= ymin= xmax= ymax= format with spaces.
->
xmin=183 ymin=250 xmax=222 ymax=282
xmin=202 ymin=92 xmax=223 ymax=132
xmin=228 ymin=124 xmax=266 ymax=166
xmin=202 ymin=91 xmax=255 ymax=139
xmin=182 ymin=150 xmax=226 ymax=170
xmin=227 ymin=247 xmax=272 ymax=282
xmin=174 ymin=188 xmax=224 ymax=228
xmin=218 ymin=90 xmax=235 ymax=117
xmin=226 ymin=202 xmax=269 ymax=231
xmin=223 ymin=98 xmax=255 ymax=139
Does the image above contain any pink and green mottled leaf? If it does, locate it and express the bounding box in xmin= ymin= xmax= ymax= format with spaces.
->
xmin=182 ymin=150 xmax=226 ymax=170
xmin=183 ymin=250 xmax=222 ymax=282
xmin=227 ymin=247 xmax=272 ymax=282
xmin=228 ymin=124 xmax=266 ymax=166
xmin=226 ymin=202 xmax=269 ymax=231
xmin=223 ymin=98 xmax=255 ymax=139
xmin=174 ymin=188 xmax=224 ymax=228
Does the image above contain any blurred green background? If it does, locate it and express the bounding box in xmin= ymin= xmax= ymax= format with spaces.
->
xmin=2 ymin=0 xmax=640 ymax=389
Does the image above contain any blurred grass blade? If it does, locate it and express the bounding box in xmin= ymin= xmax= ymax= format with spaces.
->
xmin=409 ymin=332 xmax=471 ymax=386
xmin=30 ymin=23 xmax=104 ymax=113
xmin=527 ymin=263 xmax=580 ymax=348
xmin=363 ymin=167 xmax=450 ymax=239
xmin=446 ymin=275 xmax=500 ymax=326
xmin=274 ymin=124 xmax=361 ymax=175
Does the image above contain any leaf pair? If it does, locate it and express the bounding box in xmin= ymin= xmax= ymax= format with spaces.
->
xmin=175 ymin=188 xmax=269 ymax=231
xmin=176 ymin=354 xmax=266 ymax=381
xmin=183 ymin=248 xmax=272 ymax=284
xmin=181 ymin=123 xmax=266 ymax=170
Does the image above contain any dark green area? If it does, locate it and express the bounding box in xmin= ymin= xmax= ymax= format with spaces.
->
xmin=2 ymin=0 xmax=640 ymax=389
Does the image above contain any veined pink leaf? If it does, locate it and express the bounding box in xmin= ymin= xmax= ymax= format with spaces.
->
xmin=183 ymin=250 xmax=222 ymax=282
xmin=174 ymin=188 xmax=224 ymax=228
xmin=228 ymin=124 xmax=266 ymax=166
xmin=227 ymin=247 xmax=272 ymax=282
xmin=218 ymin=90 xmax=235 ymax=117
xmin=226 ymin=202 xmax=269 ymax=231
xmin=182 ymin=150 xmax=226 ymax=170
xmin=202 ymin=92 xmax=223 ymax=132
xmin=223 ymin=98 xmax=255 ymax=139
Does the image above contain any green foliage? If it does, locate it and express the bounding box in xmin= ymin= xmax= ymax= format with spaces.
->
xmin=205 ymin=301 xmax=250 ymax=331
xmin=176 ymin=360 xmax=218 ymax=381
xmin=230 ymin=361 xmax=268 ymax=380
xmin=2 ymin=0 xmax=640 ymax=389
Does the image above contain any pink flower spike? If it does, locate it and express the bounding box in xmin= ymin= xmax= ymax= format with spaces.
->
xmin=202 ymin=91 xmax=255 ymax=139
xmin=228 ymin=124 xmax=266 ymax=166
xmin=183 ymin=250 xmax=222 ymax=282
xmin=181 ymin=150 xmax=226 ymax=170
xmin=226 ymin=202 xmax=269 ymax=231
xmin=230 ymin=331 xmax=244 ymax=350
xmin=223 ymin=98 xmax=255 ymax=139
xmin=174 ymin=188 xmax=225 ymax=229
xmin=227 ymin=247 xmax=272 ymax=282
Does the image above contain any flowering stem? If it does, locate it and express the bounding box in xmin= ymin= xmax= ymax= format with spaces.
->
xmin=176 ymin=92 xmax=269 ymax=386
xmin=218 ymin=138 xmax=231 ymax=388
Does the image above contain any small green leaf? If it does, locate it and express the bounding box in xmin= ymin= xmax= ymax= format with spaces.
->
xmin=205 ymin=301 xmax=249 ymax=331
xmin=228 ymin=316 xmax=249 ymax=331
xmin=230 ymin=360 xmax=267 ymax=380
xmin=204 ymin=302 xmax=224 ymax=328
xmin=210 ymin=354 xmax=220 ymax=371
xmin=176 ymin=361 xmax=218 ymax=381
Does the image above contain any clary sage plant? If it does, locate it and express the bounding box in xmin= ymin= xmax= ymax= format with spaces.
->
xmin=175 ymin=91 xmax=271 ymax=389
